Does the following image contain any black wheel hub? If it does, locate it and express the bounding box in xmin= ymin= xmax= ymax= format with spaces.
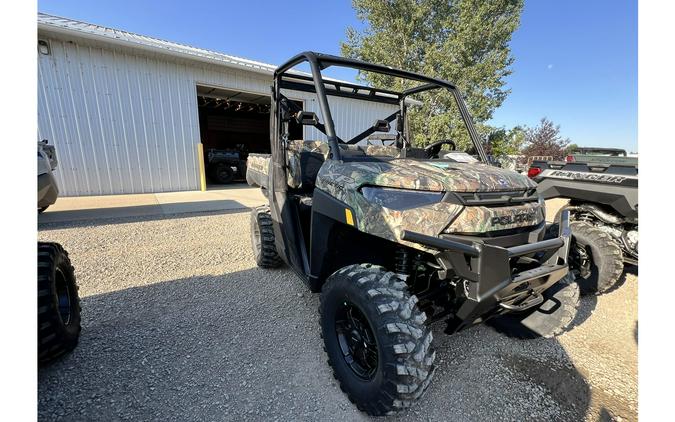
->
xmin=217 ymin=166 xmax=230 ymax=179
xmin=570 ymin=241 xmax=592 ymax=279
xmin=335 ymin=301 xmax=378 ymax=380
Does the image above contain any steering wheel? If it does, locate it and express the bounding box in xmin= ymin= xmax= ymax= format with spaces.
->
xmin=424 ymin=140 xmax=457 ymax=158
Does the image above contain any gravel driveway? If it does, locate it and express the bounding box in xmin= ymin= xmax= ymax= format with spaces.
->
xmin=38 ymin=210 xmax=637 ymax=421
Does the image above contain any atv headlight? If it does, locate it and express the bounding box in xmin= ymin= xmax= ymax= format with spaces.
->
xmin=360 ymin=186 xmax=444 ymax=211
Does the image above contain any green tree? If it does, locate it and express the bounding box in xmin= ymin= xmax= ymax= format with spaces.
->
xmin=485 ymin=125 xmax=526 ymax=156
xmin=564 ymin=143 xmax=579 ymax=154
xmin=342 ymin=0 xmax=524 ymax=148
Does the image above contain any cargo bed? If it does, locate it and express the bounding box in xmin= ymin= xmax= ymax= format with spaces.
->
xmin=246 ymin=153 xmax=271 ymax=190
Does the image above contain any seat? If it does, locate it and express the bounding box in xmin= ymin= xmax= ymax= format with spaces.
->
xmin=285 ymin=140 xmax=401 ymax=190
xmin=286 ymin=141 xmax=329 ymax=190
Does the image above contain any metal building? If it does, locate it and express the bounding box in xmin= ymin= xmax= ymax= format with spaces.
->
xmin=37 ymin=13 xmax=398 ymax=196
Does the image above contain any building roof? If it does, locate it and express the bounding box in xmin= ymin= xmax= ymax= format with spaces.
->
xmin=36 ymin=13 xmax=412 ymax=103
xmin=37 ymin=13 xmax=282 ymax=76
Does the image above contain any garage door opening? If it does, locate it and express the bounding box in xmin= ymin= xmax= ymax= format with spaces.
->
xmin=196 ymin=85 xmax=302 ymax=186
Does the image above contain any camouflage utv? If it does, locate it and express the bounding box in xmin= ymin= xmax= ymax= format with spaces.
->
xmin=247 ymin=52 xmax=579 ymax=416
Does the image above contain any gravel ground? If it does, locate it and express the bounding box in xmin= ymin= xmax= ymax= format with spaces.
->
xmin=38 ymin=209 xmax=637 ymax=421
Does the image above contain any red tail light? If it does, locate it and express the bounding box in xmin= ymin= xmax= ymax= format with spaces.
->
xmin=565 ymin=155 xmax=575 ymax=162
xmin=527 ymin=167 xmax=542 ymax=178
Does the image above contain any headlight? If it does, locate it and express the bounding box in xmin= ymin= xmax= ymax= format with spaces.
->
xmin=360 ymin=186 xmax=444 ymax=211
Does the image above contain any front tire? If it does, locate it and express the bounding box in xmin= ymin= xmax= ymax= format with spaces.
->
xmin=320 ymin=264 xmax=436 ymax=416
xmin=38 ymin=242 xmax=81 ymax=364
xmin=487 ymin=273 xmax=580 ymax=339
xmin=250 ymin=206 xmax=282 ymax=268
xmin=207 ymin=162 xmax=235 ymax=184
xmin=569 ymin=221 xmax=624 ymax=294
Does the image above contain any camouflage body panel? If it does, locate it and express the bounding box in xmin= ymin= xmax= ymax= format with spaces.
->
xmin=245 ymin=153 xmax=271 ymax=189
xmin=316 ymin=158 xmax=536 ymax=194
xmin=444 ymin=201 xmax=544 ymax=234
xmin=316 ymin=158 xmax=543 ymax=251
xmin=287 ymin=140 xmax=328 ymax=154
xmin=352 ymin=194 xmax=465 ymax=250
xmin=360 ymin=145 xmax=402 ymax=158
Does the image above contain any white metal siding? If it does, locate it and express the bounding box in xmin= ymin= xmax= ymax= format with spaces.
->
xmin=37 ymin=32 xmax=398 ymax=196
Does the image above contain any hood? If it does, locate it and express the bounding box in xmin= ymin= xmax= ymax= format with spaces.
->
xmin=318 ymin=159 xmax=536 ymax=193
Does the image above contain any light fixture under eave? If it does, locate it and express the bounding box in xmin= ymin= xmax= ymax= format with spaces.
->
xmin=38 ymin=40 xmax=51 ymax=55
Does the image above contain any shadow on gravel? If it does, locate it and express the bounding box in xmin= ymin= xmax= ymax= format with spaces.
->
xmin=38 ymin=207 xmax=250 ymax=231
xmin=39 ymin=268 xmax=596 ymax=422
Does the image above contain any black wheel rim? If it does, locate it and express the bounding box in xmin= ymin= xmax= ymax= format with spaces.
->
xmin=215 ymin=164 xmax=233 ymax=182
xmin=335 ymin=301 xmax=378 ymax=380
xmin=54 ymin=268 xmax=72 ymax=325
xmin=570 ymin=241 xmax=592 ymax=279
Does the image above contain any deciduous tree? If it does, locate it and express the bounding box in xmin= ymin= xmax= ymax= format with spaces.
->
xmin=342 ymin=0 xmax=524 ymax=148
xmin=521 ymin=118 xmax=570 ymax=158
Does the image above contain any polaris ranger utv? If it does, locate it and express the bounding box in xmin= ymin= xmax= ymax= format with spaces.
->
xmin=247 ymin=52 xmax=578 ymax=415
xmin=529 ymin=155 xmax=638 ymax=294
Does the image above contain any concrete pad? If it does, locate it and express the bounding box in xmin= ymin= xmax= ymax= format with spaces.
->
xmin=47 ymin=193 xmax=159 ymax=211
xmin=39 ymin=186 xmax=266 ymax=224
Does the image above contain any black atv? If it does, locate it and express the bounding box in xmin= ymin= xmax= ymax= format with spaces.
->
xmin=206 ymin=147 xmax=247 ymax=184
xmin=529 ymin=158 xmax=638 ymax=294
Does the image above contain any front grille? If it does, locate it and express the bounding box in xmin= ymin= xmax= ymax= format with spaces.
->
xmin=441 ymin=221 xmax=545 ymax=245
xmin=444 ymin=189 xmax=538 ymax=207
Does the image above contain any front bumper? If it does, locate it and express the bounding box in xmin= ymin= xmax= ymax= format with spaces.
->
xmin=401 ymin=210 xmax=572 ymax=331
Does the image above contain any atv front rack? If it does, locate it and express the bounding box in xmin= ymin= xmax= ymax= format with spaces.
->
xmin=401 ymin=210 xmax=572 ymax=331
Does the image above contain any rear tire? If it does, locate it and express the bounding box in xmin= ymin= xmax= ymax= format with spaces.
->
xmin=569 ymin=221 xmax=624 ymax=294
xmin=320 ymin=264 xmax=436 ymax=416
xmin=38 ymin=242 xmax=81 ymax=364
xmin=250 ymin=206 xmax=282 ymax=268
xmin=207 ymin=162 xmax=235 ymax=184
xmin=487 ymin=273 xmax=580 ymax=339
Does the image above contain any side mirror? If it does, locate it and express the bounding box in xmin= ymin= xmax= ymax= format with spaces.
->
xmin=372 ymin=119 xmax=390 ymax=133
xmin=295 ymin=111 xmax=319 ymax=126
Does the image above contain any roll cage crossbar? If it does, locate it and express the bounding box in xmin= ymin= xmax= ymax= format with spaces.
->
xmin=273 ymin=51 xmax=488 ymax=162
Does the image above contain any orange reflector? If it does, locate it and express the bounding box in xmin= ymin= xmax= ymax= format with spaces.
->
xmin=345 ymin=209 xmax=355 ymax=226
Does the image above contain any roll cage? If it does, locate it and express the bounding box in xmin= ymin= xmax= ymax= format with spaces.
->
xmin=271 ymin=51 xmax=488 ymax=163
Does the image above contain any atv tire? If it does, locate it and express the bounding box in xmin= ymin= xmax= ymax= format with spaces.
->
xmin=207 ymin=162 xmax=235 ymax=184
xmin=38 ymin=242 xmax=81 ymax=364
xmin=250 ymin=206 xmax=282 ymax=268
xmin=569 ymin=221 xmax=624 ymax=294
xmin=320 ymin=264 xmax=436 ymax=416
xmin=487 ymin=273 xmax=579 ymax=339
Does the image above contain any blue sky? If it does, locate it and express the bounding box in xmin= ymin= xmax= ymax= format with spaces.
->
xmin=38 ymin=0 xmax=637 ymax=152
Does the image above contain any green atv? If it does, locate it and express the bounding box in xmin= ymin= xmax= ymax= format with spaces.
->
xmin=247 ymin=52 xmax=579 ymax=416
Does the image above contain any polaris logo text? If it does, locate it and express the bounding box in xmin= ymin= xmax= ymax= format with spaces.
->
xmin=491 ymin=211 xmax=537 ymax=226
